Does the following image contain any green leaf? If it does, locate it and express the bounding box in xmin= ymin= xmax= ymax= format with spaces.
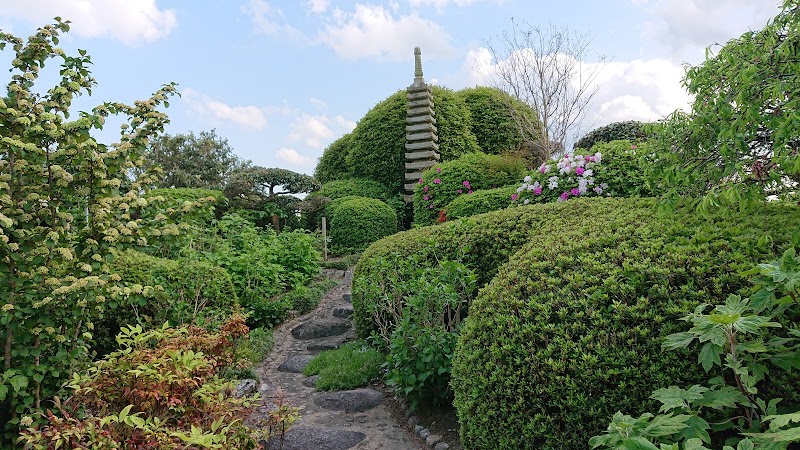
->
xmin=698 ymin=343 xmax=722 ymax=372
xmin=663 ymin=332 xmax=695 ymax=350
xmin=642 ymin=413 xmax=691 ymax=437
xmin=651 ymin=385 xmax=707 ymax=413
xmin=697 ymin=386 xmax=746 ymax=410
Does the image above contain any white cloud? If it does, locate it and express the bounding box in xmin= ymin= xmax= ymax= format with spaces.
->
xmin=458 ymin=47 xmax=693 ymax=146
xmin=276 ymin=147 xmax=315 ymax=167
xmin=306 ymin=0 xmax=330 ymax=14
xmin=316 ymin=4 xmax=455 ymax=61
xmin=636 ymin=0 xmax=777 ymax=61
xmin=182 ymin=88 xmax=268 ymax=130
xmin=0 ymin=0 xmax=176 ymax=45
xmin=242 ymin=0 xmax=306 ymax=42
xmin=309 ymin=97 xmax=328 ymax=110
xmin=288 ymin=113 xmax=356 ymax=149
xmin=408 ymin=0 xmax=502 ymax=11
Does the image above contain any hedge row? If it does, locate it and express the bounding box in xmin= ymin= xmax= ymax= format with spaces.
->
xmin=448 ymin=199 xmax=800 ymax=449
xmin=444 ymin=186 xmax=516 ymax=221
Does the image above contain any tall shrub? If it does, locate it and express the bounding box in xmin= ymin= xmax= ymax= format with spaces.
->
xmin=0 ymin=20 xmax=181 ymax=441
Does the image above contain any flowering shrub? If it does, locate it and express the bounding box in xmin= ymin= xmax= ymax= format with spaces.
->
xmin=511 ymin=151 xmax=608 ymax=205
xmin=413 ymin=152 xmax=525 ymax=226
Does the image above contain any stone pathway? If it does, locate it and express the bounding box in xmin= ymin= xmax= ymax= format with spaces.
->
xmin=251 ymin=269 xmax=425 ymax=450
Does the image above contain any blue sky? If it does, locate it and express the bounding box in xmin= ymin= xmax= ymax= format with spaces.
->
xmin=0 ymin=0 xmax=782 ymax=175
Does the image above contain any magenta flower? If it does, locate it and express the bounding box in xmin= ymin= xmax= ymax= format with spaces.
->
xmin=468 ymin=190 xmax=473 ymax=194
xmin=457 ymin=189 xmax=463 ymax=194
xmin=539 ymin=165 xmax=547 ymax=173
xmin=631 ymin=144 xmax=637 ymax=149
xmin=571 ymin=188 xmax=581 ymax=196
xmin=424 ymin=186 xmax=429 ymax=192
xmin=429 ymin=204 xmax=434 ymax=209
xmin=560 ymin=192 xmax=570 ymax=201
xmin=418 ymin=178 xmax=423 ymax=183
xmin=463 ymin=180 xmax=471 ymax=187
xmin=533 ymin=186 xmax=542 ymax=195
xmin=433 ymin=178 xmax=441 ymax=184
xmin=436 ymin=167 xmax=442 ymax=173
xmin=423 ymin=195 xmax=430 ymax=201
xmin=511 ymin=193 xmax=519 ymax=201
xmin=575 ymin=167 xmax=585 ymax=176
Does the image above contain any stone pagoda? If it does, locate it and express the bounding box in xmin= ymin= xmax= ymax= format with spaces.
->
xmin=403 ymin=47 xmax=440 ymax=203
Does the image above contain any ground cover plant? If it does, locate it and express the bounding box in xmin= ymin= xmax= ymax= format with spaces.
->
xmin=303 ymin=341 xmax=384 ymax=391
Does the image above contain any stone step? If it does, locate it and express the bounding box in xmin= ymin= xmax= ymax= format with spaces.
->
xmin=291 ymin=319 xmax=351 ymax=340
xmin=264 ymin=425 xmax=366 ymax=450
xmin=342 ymin=292 xmax=351 ymax=303
xmin=313 ymin=389 xmax=384 ymax=413
xmin=307 ymin=341 xmax=340 ymax=352
xmin=277 ymin=355 xmax=315 ymax=373
xmin=333 ymin=306 xmax=353 ymax=319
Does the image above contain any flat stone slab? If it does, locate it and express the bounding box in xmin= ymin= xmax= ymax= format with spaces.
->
xmin=341 ymin=293 xmax=351 ymax=303
xmin=277 ymin=355 xmax=315 ymax=373
xmin=233 ymin=379 xmax=258 ymax=398
xmin=302 ymin=375 xmax=319 ymax=388
xmin=266 ymin=425 xmax=365 ymax=450
xmin=307 ymin=342 xmax=339 ymax=351
xmin=332 ymin=306 xmax=353 ymax=319
xmin=314 ymin=388 xmax=384 ymax=413
xmin=292 ymin=319 xmax=350 ymax=340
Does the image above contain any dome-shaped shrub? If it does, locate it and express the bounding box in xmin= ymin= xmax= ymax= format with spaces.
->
xmin=444 ymin=185 xmax=516 ymax=221
xmin=315 ymin=133 xmax=353 ymax=183
xmin=451 ymin=200 xmax=800 ymax=449
xmin=457 ymin=86 xmax=538 ymax=156
xmin=329 ymin=196 xmax=397 ymax=255
xmin=574 ymin=120 xmax=649 ymax=151
xmin=414 ymin=152 xmax=525 ymax=226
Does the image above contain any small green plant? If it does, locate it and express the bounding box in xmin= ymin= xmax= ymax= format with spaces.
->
xmin=590 ymin=248 xmax=800 ymax=449
xmin=303 ymin=341 xmax=384 ymax=391
xmin=224 ymin=326 xmax=275 ymax=379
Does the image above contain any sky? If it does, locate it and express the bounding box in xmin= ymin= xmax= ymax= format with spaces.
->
xmin=0 ymin=0 xmax=784 ymax=176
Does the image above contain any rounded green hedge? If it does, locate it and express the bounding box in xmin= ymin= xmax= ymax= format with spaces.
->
xmin=457 ymin=86 xmax=538 ymax=155
xmin=329 ymin=196 xmax=397 ymax=255
xmin=336 ymin=87 xmax=479 ymax=194
xmin=315 ymin=133 xmax=352 ymax=184
xmin=315 ymin=178 xmax=392 ymax=201
xmin=451 ymin=200 xmax=800 ymax=449
xmin=444 ymin=185 xmax=516 ymax=221
xmin=414 ymin=152 xmax=525 ymax=226
xmin=574 ymin=120 xmax=648 ymax=151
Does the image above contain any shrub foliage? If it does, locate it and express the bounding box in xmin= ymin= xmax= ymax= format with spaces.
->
xmin=329 ymin=196 xmax=396 ymax=255
xmin=573 ymin=120 xmax=648 ymax=151
xmin=457 ymin=86 xmax=538 ymax=156
xmin=444 ymin=186 xmax=516 ymax=221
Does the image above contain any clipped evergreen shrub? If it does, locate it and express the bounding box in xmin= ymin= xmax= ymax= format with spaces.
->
xmin=344 ymin=87 xmax=480 ymax=194
xmin=414 ymin=152 xmax=525 ymax=226
xmin=95 ymin=250 xmax=237 ymax=354
xmin=315 ymin=133 xmax=353 ymax=183
xmin=450 ymin=199 xmax=800 ymax=449
xmin=444 ymin=185 xmax=516 ymax=221
xmin=315 ymin=178 xmax=392 ymax=201
xmin=329 ymin=196 xmax=397 ymax=255
xmin=457 ymin=86 xmax=537 ymax=155
xmin=574 ymin=120 xmax=649 ymax=151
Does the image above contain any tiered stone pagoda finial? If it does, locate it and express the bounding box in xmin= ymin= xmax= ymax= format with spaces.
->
xmin=403 ymin=47 xmax=440 ymax=203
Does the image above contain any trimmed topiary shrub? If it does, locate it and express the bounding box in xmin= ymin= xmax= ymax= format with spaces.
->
xmin=457 ymin=86 xmax=538 ymax=155
xmin=315 ymin=133 xmax=353 ymax=183
xmin=315 ymin=178 xmax=392 ymax=201
xmin=329 ymin=196 xmax=397 ymax=255
xmin=95 ymin=250 xmax=238 ymax=354
xmin=444 ymin=185 xmax=516 ymax=221
xmin=343 ymin=87 xmax=480 ymax=194
xmin=414 ymin=152 xmax=525 ymax=226
xmin=450 ymin=199 xmax=800 ymax=449
xmin=574 ymin=120 xmax=648 ymax=151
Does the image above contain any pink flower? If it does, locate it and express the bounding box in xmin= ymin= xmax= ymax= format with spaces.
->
xmin=433 ymin=178 xmax=441 ymax=184
xmin=429 ymin=204 xmax=434 ymax=209
xmin=575 ymin=167 xmax=585 ymax=176
xmin=560 ymin=191 xmax=570 ymax=201
xmin=631 ymin=144 xmax=637 ymax=149
xmin=539 ymin=165 xmax=547 ymax=173
xmin=571 ymin=188 xmax=581 ymax=196
xmin=436 ymin=167 xmax=442 ymax=173
xmin=511 ymin=193 xmax=519 ymax=201
xmin=457 ymin=189 xmax=462 ymax=194
xmin=533 ymin=186 xmax=542 ymax=195
xmin=424 ymin=186 xmax=429 ymax=192
xmin=419 ymin=178 xmax=423 ymax=183
xmin=423 ymin=195 xmax=430 ymax=201
xmin=463 ymin=180 xmax=471 ymax=187
xmin=467 ymin=190 xmax=473 ymax=194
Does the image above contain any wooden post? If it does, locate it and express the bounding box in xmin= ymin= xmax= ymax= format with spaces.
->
xmin=321 ymin=216 xmax=328 ymax=260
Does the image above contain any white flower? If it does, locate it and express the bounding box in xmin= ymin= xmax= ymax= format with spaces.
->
xmin=578 ymin=178 xmax=589 ymax=194
xmin=548 ymin=176 xmax=560 ymax=190
xmin=594 ymin=152 xmax=602 ymax=163
xmin=583 ymin=169 xmax=593 ymax=178
xmin=523 ymin=199 xmax=530 ymax=204
xmin=517 ymin=186 xmax=525 ymax=193
xmin=523 ymin=175 xmax=532 ymax=183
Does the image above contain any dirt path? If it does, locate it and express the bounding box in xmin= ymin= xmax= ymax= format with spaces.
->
xmin=250 ymin=269 xmax=426 ymax=450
